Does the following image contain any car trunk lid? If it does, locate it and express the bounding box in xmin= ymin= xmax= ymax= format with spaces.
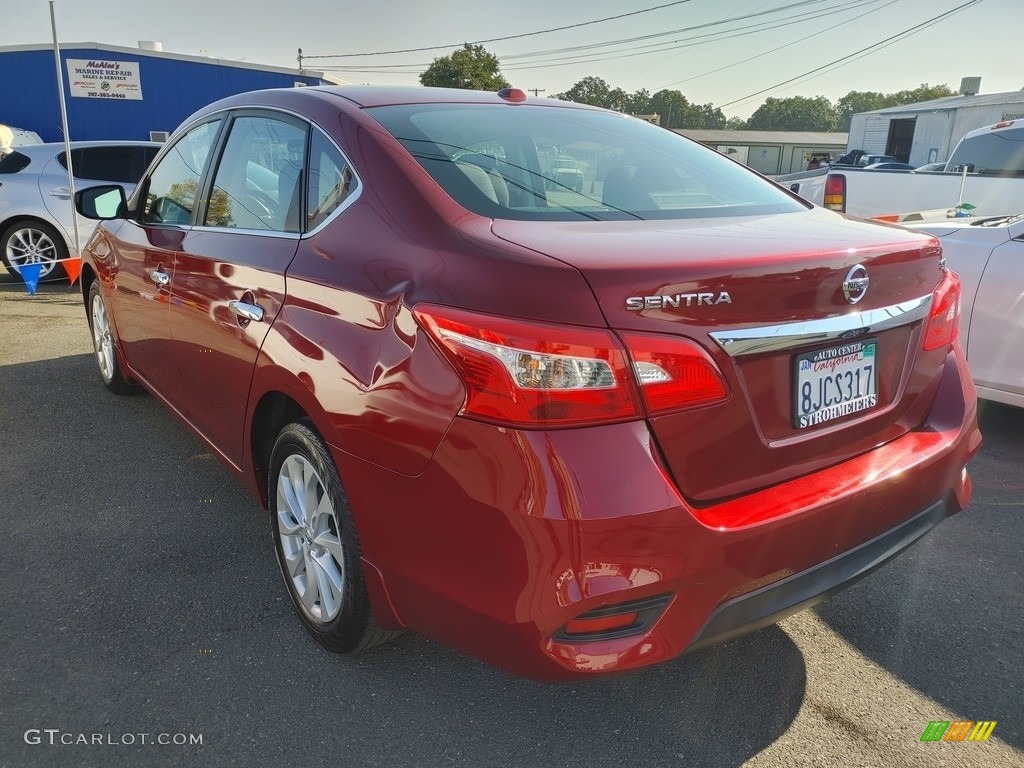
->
xmin=490 ymin=208 xmax=948 ymax=502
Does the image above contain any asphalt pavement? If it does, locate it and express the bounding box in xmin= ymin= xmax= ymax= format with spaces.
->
xmin=1 ymin=276 xmax=1021 ymax=768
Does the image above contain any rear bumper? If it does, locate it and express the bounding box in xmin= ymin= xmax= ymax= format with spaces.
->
xmin=686 ymin=498 xmax=947 ymax=652
xmin=336 ymin=346 xmax=981 ymax=681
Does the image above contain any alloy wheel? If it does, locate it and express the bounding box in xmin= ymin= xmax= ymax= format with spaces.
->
xmin=90 ymin=292 xmax=115 ymax=383
xmin=276 ymin=454 xmax=346 ymax=623
xmin=6 ymin=226 xmax=59 ymax=277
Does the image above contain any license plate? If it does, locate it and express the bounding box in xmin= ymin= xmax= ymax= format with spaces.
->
xmin=794 ymin=340 xmax=878 ymax=429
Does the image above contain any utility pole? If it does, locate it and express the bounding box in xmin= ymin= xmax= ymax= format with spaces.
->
xmin=297 ymin=48 xmax=303 ymax=74
xmin=528 ymin=88 xmax=546 ymax=97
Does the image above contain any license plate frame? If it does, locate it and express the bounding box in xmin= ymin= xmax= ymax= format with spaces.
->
xmin=793 ymin=339 xmax=879 ymax=429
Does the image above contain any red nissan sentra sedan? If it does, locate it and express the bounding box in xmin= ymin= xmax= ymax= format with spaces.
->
xmin=75 ymin=86 xmax=981 ymax=680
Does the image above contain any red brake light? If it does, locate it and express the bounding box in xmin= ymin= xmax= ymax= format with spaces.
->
xmin=824 ymin=174 xmax=846 ymax=211
xmin=414 ymin=305 xmax=638 ymax=428
xmin=620 ymin=332 xmax=729 ymax=414
xmin=922 ymin=269 xmax=962 ymax=351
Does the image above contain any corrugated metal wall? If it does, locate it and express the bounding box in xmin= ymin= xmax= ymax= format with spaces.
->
xmin=0 ymin=48 xmax=323 ymax=142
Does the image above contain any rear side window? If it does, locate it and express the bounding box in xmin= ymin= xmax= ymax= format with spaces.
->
xmin=368 ymin=104 xmax=803 ymax=222
xmin=70 ymin=147 xmax=134 ymax=182
xmin=0 ymin=151 xmax=31 ymax=174
xmin=58 ymin=146 xmax=159 ymax=183
xmin=306 ymin=129 xmax=358 ymax=230
xmin=947 ymin=127 xmax=1024 ymax=175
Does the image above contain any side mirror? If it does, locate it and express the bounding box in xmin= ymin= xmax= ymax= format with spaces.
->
xmin=76 ymin=185 xmax=127 ymax=220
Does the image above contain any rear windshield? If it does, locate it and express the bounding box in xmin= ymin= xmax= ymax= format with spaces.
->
xmin=0 ymin=151 xmax=31 ymax=174
xmin=946 ymin=126 xmax=1024 ymax=176
xmin=368 ymin=104 xmax=804 ymax=222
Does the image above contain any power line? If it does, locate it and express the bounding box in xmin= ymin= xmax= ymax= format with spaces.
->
xmin=315 ymin=0 xmax=863 ymax=74
xmin=718 ymin=0 xmax=981 ymax=108
xmin=654 ymin=0 xmax=897 ymax=89
xmin=301 ymin=0 xmax=697 ymax=59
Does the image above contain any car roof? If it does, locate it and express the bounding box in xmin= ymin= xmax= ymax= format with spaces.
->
xmin=309 ymin=85 xmax=598 ymax=110
xmin=178 ymin=86 xmax=617 ymax=143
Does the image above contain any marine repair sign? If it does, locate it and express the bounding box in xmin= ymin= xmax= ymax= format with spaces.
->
xmin=67 ymin=59 xmax=143 ymax=100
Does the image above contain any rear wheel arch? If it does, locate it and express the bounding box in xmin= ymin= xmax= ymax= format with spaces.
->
xmin=248 ymin=378 xmax=343 ymax=508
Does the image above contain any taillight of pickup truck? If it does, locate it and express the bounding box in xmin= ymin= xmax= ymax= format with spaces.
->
xmin=824 ymin=174 xmax=847 ymax=211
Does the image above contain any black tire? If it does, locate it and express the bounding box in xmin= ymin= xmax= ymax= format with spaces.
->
xmin=87 ymin=281 xmax=138 ymax=394
xmin=1 ymin=220 xmax=68 ymax=280
xmin=269 ymin=420 xmax=399 ymax=653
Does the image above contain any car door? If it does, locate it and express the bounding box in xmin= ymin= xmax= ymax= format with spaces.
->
xmin=967 ymin=223 xmax=1024 ymax=400
xmin=167 ymin=111 xmax=306 ymax=466
xmin=104 ymin=121 xmax=223 ymax=403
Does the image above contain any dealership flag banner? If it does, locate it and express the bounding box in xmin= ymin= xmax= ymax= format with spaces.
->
xmin=19 ymin=263 xmax=42 ymax=296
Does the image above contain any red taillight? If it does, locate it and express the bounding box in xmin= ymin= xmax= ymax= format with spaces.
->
xmin=824 ymin=173 xmax=846 ymax=211
xmin=415 ymin=306 xmax=729 ymax=428
xmin=621 ymin=332 xmax=729 ymax=414
xmin=922 ymin=269 xmax=962 ymax=351
xmin=414 ymin=305 xmax=638 ymax=428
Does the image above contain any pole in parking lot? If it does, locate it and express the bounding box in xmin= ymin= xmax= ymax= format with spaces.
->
xmin=49 ymin=1 xmax=82 ymax=274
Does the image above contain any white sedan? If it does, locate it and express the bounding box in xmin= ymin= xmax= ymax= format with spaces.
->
xmin=0 ymin=141 xmax=159 ymax=279
xmin=907 ymin=214 xmax=1024 ymax=408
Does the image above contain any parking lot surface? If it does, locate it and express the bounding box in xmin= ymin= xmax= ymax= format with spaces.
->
xmin=1 ymin=277 xmax=1021 ymax=768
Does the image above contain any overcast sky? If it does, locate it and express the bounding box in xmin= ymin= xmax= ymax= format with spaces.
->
xmin=6 ymin=0 xmax=1020 ymax=118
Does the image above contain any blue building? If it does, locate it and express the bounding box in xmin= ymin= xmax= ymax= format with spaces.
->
xmin=0 ymin=42 xmax=329 ymax=142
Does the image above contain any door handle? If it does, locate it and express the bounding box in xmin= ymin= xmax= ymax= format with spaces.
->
xmin=149 ymin=269 xmax=170 ymax=287
xmin=229 ymin=300 xmax=265 ymax=323
xmin=49 ymin=187 xmax=72 ymax=198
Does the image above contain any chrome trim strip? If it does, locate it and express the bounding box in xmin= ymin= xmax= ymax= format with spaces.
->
xmin=189 ymin=225 xmax=301 ymax=239
xmin=709 ymin=294 xmax=933 ymax=357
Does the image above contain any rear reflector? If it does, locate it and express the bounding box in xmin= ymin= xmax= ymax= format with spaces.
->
xmin=555 ymin=593 xmax=673 ymax=642
xmin=824 ymin=174 xmax=846 ymax=211
xmin=922 ymin=269 xmax=962 ymax=351
xmin=565 ymin=612 xmax=639 ymax=636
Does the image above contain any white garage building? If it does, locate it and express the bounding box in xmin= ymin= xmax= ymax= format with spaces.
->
xmin=847 ymin=79 xmax=1024 ymax=167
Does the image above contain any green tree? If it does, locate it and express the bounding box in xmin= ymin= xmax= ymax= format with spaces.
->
xmin=748 ymin=96 xmax=838 ymax=131
xmin=690 ymin=102 xmax=728 ymax=129
xmin=726 ymin=116 xmax=748 ymax=130
xmin=648 ymin=89 xmax=692 ymax=129
xmin=555 ymin=76 xmax=614 ymax=107
xmin=835 ymin=91 xmax=887 ymax=132
xmin=419 ymin=44 xmax=509 ymax=91
xmin=890 ymin=83 xmax=957 ymax=104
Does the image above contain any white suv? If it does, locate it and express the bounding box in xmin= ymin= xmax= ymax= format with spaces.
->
xmin=0 ymin=141 xmax=159 ymax=279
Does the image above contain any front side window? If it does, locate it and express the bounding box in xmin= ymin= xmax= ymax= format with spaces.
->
xmin=204 ymin=115 xmax=307 ymax=233
xmin=368 ymin=104 xmax=804 ymax=222
xmin=140 ymin=120 xmax=221 ymax=226
xmin=306 ymin=129 xmax=358 ymax=231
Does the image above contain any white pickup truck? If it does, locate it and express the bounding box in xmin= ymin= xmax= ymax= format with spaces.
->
xmin=778 ymin=121 xmax=1024 ymax=220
